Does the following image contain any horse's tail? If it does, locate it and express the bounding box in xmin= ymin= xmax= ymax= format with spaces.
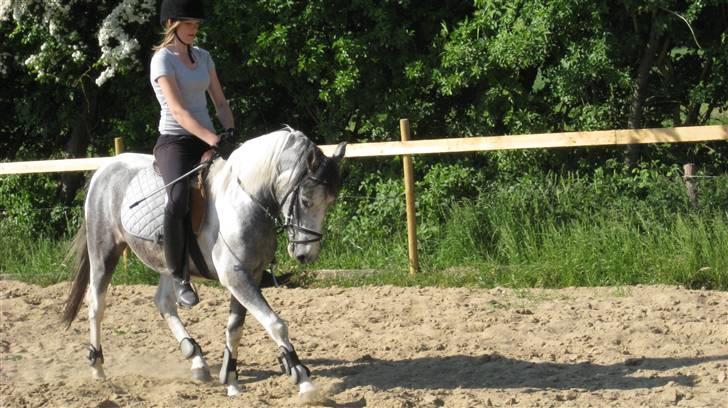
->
xmin=62 ymin=220 xmax=90 ymax=328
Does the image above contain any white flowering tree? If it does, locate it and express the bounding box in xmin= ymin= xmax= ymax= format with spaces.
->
xmin=1 ymin=0 xmax=157 ymax=203
xmin=2 ymin=0 xmax=154 ymax=86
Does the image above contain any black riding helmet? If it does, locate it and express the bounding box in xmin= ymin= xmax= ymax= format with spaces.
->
xmin=159 ymin=0 xmax=205 ymax=25
xmin=159 ymin=0 xmax=205 ymax=63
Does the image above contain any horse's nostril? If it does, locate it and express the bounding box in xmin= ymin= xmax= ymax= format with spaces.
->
xmin=296 ymin=254 xmax=306 ymax=263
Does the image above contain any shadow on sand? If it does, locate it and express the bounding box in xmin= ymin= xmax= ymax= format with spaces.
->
xmin=300 ymin=353 xmax=728 ymax=392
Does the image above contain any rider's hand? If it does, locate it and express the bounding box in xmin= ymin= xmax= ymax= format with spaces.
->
xmin=201 ymin=148 xmax=217 ymax=164
xmin=214 ymin=128 xmax=237 ymax=160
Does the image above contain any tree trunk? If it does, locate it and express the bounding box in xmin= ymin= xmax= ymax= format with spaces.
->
xmin=626 ymin=15 xmax=663 ymax=168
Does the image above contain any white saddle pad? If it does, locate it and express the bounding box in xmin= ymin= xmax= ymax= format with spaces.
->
xmin=120 ymin=166 xmax=166 ymax=243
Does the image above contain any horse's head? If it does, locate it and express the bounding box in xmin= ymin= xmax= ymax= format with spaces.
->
xmin=278 ymin=139 xmax=346 ymax=264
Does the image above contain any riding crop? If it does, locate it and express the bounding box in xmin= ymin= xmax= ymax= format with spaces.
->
xmin=128 ymin=160 xmax=211 ymax=209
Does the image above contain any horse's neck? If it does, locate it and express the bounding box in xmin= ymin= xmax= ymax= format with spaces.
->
xmin=206 ymin=132 xmax=291 ymax=204
xmin=204 ymin=159 xmax=232 ymax=197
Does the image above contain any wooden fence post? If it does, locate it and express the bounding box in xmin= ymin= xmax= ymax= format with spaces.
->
xmin=400 ymin=119 xmax=419 ymax=275
xmin=114 ymin=138 xmax=124 ymax=157
xmin=115 ymin=137 xmax=129 ymax=270
xmin=683 ymin=163 xmax=698 ymax=208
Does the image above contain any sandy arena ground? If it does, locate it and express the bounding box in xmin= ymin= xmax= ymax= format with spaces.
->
xmin=1 ymin=279 xmax=727 ymax=407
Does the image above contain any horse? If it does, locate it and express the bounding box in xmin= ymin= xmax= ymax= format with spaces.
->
xmin=61 ymin=127 xmax=346 ymax=401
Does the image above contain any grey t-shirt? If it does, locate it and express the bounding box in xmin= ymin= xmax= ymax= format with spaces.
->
xmin=150 ymin=47 xmax=216 ymax=135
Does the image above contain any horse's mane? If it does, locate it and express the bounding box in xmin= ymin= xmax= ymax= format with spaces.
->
xmin=278 ymin=127 xmax=342 ymax=196
xmin=208 ymin=127 xmax=337 ymax=202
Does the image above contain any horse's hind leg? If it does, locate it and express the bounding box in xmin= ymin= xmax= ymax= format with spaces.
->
xmin=86 ymin=235 xmax=124 ymax=380
xmin=154 ymin=276 xmax=211 ymax=382
xmin=220 ymin=296 xmax=247 ymax=396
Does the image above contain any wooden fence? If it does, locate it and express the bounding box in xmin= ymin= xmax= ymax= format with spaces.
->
xmin=1 ymin=123 xmax=727 ymax=274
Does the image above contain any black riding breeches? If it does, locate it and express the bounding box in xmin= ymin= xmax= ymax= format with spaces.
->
xmin=153 ymin=134 xmax=210 ymax=219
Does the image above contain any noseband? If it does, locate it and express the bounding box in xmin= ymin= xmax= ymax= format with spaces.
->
xmin=236 ymin=170 xmax=330 ymax=245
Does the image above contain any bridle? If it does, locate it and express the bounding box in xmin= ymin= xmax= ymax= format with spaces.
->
xmin=279 ymin=174 xmax=330 ymax=244
xmin=236 ymin=163 xmax=331 ymax=245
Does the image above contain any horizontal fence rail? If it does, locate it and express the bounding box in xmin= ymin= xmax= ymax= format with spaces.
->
xmin=319 ymin=124 xmax=728 ymax=157
xmin=1 ymin=125 xmax=726 ymax=175
xmin=0 ymin=157 xmax=116 ymax=175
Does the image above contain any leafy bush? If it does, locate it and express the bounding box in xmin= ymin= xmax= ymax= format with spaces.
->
xmin=327 ymin=172 xmax=405 ymax=246
xmin=416 ymin=162 xmax=487 ymax=224
xmin=0 ymin=174 xmax=82 ymax=238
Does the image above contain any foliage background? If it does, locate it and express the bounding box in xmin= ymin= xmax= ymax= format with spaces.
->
xmin=1 ymin=0 xmax=727 ymax=288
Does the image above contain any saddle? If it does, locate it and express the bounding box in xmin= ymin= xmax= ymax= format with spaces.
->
xmin=120 ymin=163 xmax=207 ymax=243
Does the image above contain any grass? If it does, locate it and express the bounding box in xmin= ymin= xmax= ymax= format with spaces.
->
xmin=2 ymin=174 xmax=727 ymax=291
xmin=0 ymin=226 xmax=152 ymax=286
xmin=0 ymin=229 xmax=70 ymax=286
xmin=299 ymin=213 xmax=727 ymax=290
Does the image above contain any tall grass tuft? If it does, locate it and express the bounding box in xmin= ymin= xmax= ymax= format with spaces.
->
xmin=0 ymin=225 xmax=71 ymax=286
xmin=0 ymin=223 xmax=160 ymax=286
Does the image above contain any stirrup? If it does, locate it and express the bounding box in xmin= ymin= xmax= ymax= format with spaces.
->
xmin=175 ymin=279 xmax=199 ymax=308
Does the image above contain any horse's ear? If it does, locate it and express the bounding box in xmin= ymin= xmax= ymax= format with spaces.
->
xmin=332 ymin=142 xmax=347 ymax=163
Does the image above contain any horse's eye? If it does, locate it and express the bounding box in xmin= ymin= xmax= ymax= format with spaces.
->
xmin=301 ymin=198 xmax=312 ymax=208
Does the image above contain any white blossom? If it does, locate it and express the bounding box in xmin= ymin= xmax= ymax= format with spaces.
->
xmin=49 ymin=19 xmax=59 ymax=36
xmin=8 ymin=0 xmax=153 ymax=86
xmin=24 ymin=54 xmax=39 ymax=68
xmin=95 ymin=0 xmax=155 ymax=86
xmin=0 ymin=51 xmax=8 ymax=76
xmin=71 ymin=49 xmax=85 ymax=63
xmin=0 ymin=0 xmax=11 ymax=22
xmin=95 ymin=67 xmax=115 ymax=87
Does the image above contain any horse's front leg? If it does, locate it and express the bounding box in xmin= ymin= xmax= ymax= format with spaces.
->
xmin=220 ymin=267 xmax=319 ymax=402
xmin=220 ymin=296 xmax=246 ymax=396
xmin=154 ymin=276 xmax=211 ymax=382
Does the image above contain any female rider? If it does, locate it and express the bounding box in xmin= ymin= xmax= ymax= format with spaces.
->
xmin=151 ymin=0 xmax=235 ymax=308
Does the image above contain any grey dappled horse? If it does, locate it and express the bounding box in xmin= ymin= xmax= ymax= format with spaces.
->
xmin=62 ymin=128 xmax=346 ymax=400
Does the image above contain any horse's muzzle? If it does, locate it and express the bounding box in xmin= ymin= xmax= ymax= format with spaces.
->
xmin=288 ymin=242 xmax=320 ymax=264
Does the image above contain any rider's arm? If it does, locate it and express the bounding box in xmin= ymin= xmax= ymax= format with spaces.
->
xmin=157 ymin=75 xmax=220 ymax=147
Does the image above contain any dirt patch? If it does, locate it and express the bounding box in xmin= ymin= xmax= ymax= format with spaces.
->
xmin=1 ymin=280 xmax=727 ymax=407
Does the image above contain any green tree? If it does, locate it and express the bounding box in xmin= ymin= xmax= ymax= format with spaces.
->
xmin=205 ymin=0 xmax=473 ymax=143
xmin=432 ymin=0 xmax=727 ymax=172
xmin=1 ymin=0 xmax=159 ymax=203
xmin=2 ymin=0 xmax=726 ymax=211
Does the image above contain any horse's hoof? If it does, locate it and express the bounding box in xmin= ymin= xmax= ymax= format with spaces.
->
xmin=299 ymin=385 xmax=325 ymax=405
xmin=91 ymin=368 xmax=106 ymax=380
xmin=191 ymin=368 xmax=212 ymax=382
xmin=226 ymin=384 xmax=242 ymax=397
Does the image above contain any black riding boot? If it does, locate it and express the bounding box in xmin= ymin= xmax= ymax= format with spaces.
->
xmin=163 ymin=211 xmax=199 ymax=308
